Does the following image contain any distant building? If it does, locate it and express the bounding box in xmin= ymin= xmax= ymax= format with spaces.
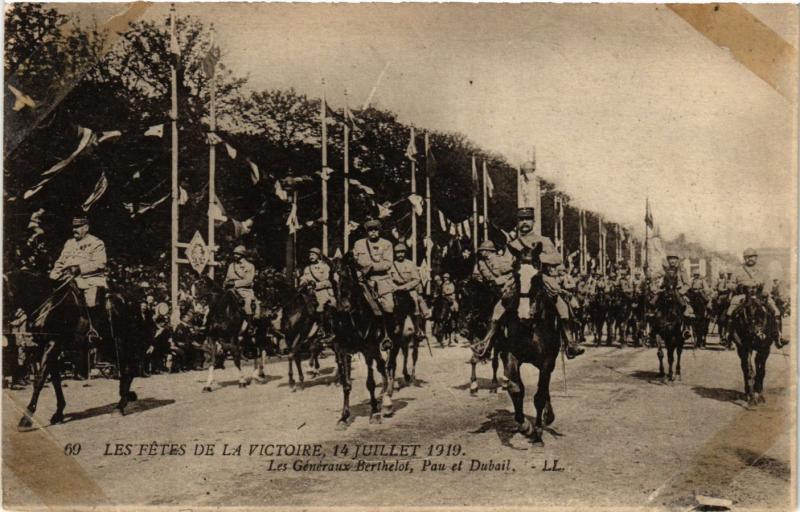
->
xmin=754 ymin=247 xmax=792 ymax=283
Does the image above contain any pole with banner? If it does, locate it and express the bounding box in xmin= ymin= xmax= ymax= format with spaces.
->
xmin=320 ymin=79 xmax=328 ymax=257
xmin=424 ymin=133 xmax=432 ymax=294
xmin=206 ymin=25 xmax=217 ymax=279
xmin=482 ymin=160 xmax=489 ymax=241
xmin=169 ymin=4 xmax=180 ymax=327
xmin=343 ymin=91 xmax=350 ymax=254
xmin=410 ymin=127 xmax=418 ymax=263
xmin=471 ymin=155 xmax=478 ymax=251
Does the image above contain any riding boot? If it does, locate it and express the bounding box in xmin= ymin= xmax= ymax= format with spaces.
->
xmin=413 ymin=315 xmax=426 ymax=343
xmin=773 ymin=317 xmax=788 ymax=348
xmin=561 ymin=320 xmax=584 ymax=359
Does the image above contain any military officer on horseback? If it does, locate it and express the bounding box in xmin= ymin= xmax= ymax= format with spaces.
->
xmin=224 ymin=245 xmax=256 ymax=317
xmin=726 ymin=248 xmax=787 ymax=348
xmin=653 ymin=253 xmax=692 ymax=313
xmin=478 ymin=207 xmax=584 ymax=358
xmin=300 ymin=247 xmax=336 ymax=337
xmin=50 ymin=216 xmax=109 ymax=341
xmin=473 ymin=239 xmax=514 ymax=323
xmin=389 ymin=243 xmax=428 ymax=341
xmin=353 ymin=219 xmax=395 ymax=314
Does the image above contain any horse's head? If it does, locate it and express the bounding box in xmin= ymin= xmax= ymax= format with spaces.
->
xmin=734 ymin=291 xmax=770 ymax=343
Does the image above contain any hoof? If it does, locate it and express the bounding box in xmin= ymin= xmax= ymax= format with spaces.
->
xmin=518 ymin=419 xmax=535 ymax=437
xmin=393 ymin=380 xmax=401 ymax=391
xmin=489 ymin=386 xmax=498 ymax=394
xmin=336 ymin=420 xmax=349 ymax=431
xmin=469 ymin=381 xmax=479 ymax=395
xmin=543 ymin=407 xmax=556 ymax=427
xmin=50 ymin=412 xmax=65 ymax=425
xmin=18 ymin=414 xmax=34 ymax=430
xmin=501 ymin=381 xmax=508 ymax=391
xmin=202 ymin=386 xmax=213 ymax=393
xmin=127 ymin=391 xmax=138 ymax=402
xmin=382 ymin=396 xmax=394 ymax=417
xmin=676 ymin=374 xmax=682 ymax=382
xmin=369 ymin=413 xmax=382 ymax=424
xmin=757 ymin=394 xmax=766 ymax=404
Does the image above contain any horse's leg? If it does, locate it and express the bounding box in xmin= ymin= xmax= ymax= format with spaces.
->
xmin=49 ymin=359 xmax=66 ymax=425
xmin=401 ymin=339 xmax=411 ymax=386
xmin=203 ymin=339 xmax=216 ymax=392
xmin=295 ymin=353 xmax=304 ymax=390
xmin=736 ymin=344 xmax=752 ymax=402
xmin=365 ymin=354 xmax=381 ymax=424
xmin=532 ymin=356 xmax=556 ymax=444
xmin=376 ymin=347 xmax=393 ymax=418
xmin=410 ymin=338 xmax=419 ymax=385
xmin=288 ymin=354 xmax=296 ymax=392
xmin=675 ymin=335 xmax=683 ymax=381
xmin=656 ymin=336 xmax=665 ymax=381
xmin=335 ymin=349 xmax=352 ymax=429
xmin=469 ymin=353 xmax=480 ymax=395
xmin=19 ymin=340 xmax=58 ymax=429
xmin=235 ymin=344 xmax=248 ymax=387
xmin=505 ymin=352 xmax=532 ymax=436
xmin=753 ymin=345 xmax=770 ymax=404
xmin=667 ymin=336 xmax=675 ymax=382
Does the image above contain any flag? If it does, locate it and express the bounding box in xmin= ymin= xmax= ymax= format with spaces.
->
xmin=246 ymin=159 xmax=260 ymax=184
xmin=134 ymin=194 xmax=169 ymax=217
xmin=224 ymin=143 xmax=237 ymax=159
xmin=144 ymin=124 xmax=164 ymax=138
xmin=344 ymin=103 xmax=361 ymax=131
xmin=438 ymin=210 xmax=448 ymax=232
xmin=7 ymin=84 xmax=36 ymax=111
xmin=209 ymin=198 xmax=227 ymax=223
xmin=98 ymin=130 xmax=122 ymax=143
xmin=274 ymin=180 xmax=288 ymax=201
xmin=132 ymin=170 xmax=141 ymax=180
xmin=286 ymin=202 xmax=300 ymax=234
xmin=28 ymin=208 xmax=44 ymax=228
xmin=378 ymin=202 xmax=393 ymax=219
xmin=319 ymin=166 xmax=334 ymax=181
xmin=206 ymin=132 xmax=223 ymax=145
xmin=461 ymin=219 xmax=471 ymax=238
xmin=391 ymin=227 xmax=401 ymax=240
xmin=405 ymin=128 xmax=418 ymax=161
xmin=42 ymin=127 xmax=94 ymax=177
xmin=333 ymin=247 xmax=343 ymax=259
xmin=201 ymin=41 xmax=220 ymax=77
xmin=425 ymin=145 xmax=436 ymax=178
xmin=232 ymin=218 xmax=253 ymax=238
xmin=81 ymin=172 xmax=108 ymax=211
xmin=178 ymin=186 xmax=188 ymax=206
xmin=418 ymin=259 xmax=430 ymax=286
xmin=349 ymin=179 xmax=375 ymax=196
xmin=647 ymin=224 xmax=667 ymax=272
xmin=347 ymin=220 xmax=360 ymax=234
xmin=645 ymin=197 xmax=654 ymax=229
xmin=408 ymin=194 xmax=423 ymax=216
xmin=485 ymin=167 xmax=494 ymax=198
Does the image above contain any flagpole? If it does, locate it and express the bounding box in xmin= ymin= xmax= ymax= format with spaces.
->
xmin=207 ymin=24 xmax=216 ymax=279
xmin=343 ymin=91 xmax=350 ymax=254
xmin=321 ymin=79 xmax=328 ymax=257
xmin=598 ymin=217 xmax=605 ymax=275
xmin=482 ymin=160 xmax=489 ymax=242
xmin=578 ymin=209 xmax=585 ymax=273
xmin=471 ymin=155 xmax=478 ymax=252
xmin=169 ymin=4 xmax=180 ymax=328
xmin=644 ymin=198 xmax=650 ymax=277
xmin=424 ymin=133 xmax=432 ymax=295
xmin=410 ymin=127 xmax=418 ymax=263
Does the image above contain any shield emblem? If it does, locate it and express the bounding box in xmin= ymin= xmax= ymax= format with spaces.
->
xmin=186 ymin=231 xmax=209 ymax=274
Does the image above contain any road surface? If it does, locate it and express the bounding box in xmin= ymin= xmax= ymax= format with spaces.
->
xmin=3 ymin=331 xmax=795 ymax=510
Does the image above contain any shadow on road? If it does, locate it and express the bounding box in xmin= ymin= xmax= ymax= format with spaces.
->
xmin=348 ymin=397 xmax=414 ymax=420
xmin=62 ymin=397 xmax=175 ymax=424
xmin=452 ymin=378 xmax=501 ymax=392
xmin=470 ymin=409 xmax=558 ymax=449
xmin=627 ymin=370 xmax=666 ymax=384
xmin=691 ymin=386 xmax=748 ymax=408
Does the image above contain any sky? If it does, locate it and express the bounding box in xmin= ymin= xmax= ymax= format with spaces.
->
xmin=52 ymin=3 xmax=798 ymax=256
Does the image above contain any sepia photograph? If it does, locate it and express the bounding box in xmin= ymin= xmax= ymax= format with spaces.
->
xmin=2 ymin=2 xmax=797 ymax=510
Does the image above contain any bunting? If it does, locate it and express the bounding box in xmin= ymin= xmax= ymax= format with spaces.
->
xmin=408 ymin=194 xmax=423 ymax=216
xmin=81 ymin=172 xmax=108 ymax=212
xmin=246 ymin=159 xmax=260 ymax=184
xmin=349 ymin=178 xmax=375 ymax=196
xmin=144 ymin=124 xmax=164 ymax=138
xmin=24 ymin=127 xmax=96 ymax=199
xmin=405 ymin=128 xmax=418 ymax=161
xmin=7 ymin=84 xmax=36 ymax=111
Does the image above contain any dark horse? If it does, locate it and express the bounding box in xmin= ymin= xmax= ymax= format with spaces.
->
xmin=686 ymin=288 xmax=711 ymax=349
xmin=8 ymin=270 xmax=145 ymax=430
xmin=729 ymin=287 xmax=773 ymax=406
xmin=460 ymin=276 xmax=507 ymax=395
xmin=329 ymin=254 xmax=391 ymax=427
xmin=386 ymin=288 xmax=422 ymax=392
xmin=653 ymin=276 xmax=686 ymax=382
xmin=503 ymin=268 xmax=563 ymax=445
xmin=271 ymin=281 xmax=325 ymax=391
xmin=192 ymin=275 xmax=249 ymax=391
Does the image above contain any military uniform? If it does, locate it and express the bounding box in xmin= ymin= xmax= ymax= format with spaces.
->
xmin=300 ymin=251 xmax=336 ymax=313
xmin=224 ymin=247 xmax=256 ymax=316
xmin=441 ymin=277 xmax=458 ymax=313
xmin=389 ymin=252 xmax=429 ymax=318
xmin=352 ymin=224 xmax=395 ymax=314
xmin=50 ymin=230 xmax=107 ymax=307
xmin=726 ymin=259 xmax=780 ymax=318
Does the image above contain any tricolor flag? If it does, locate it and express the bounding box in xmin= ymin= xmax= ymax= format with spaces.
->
xmin=645 ymin=197 xmax=654 ymax=229
xmin=425 ymin=144 xmax=436 ymax=178
xmin=438 ymin=210 xmax=448 ymax=232
xmin=485 ymin=167 xmax=494 ymax=197
xmin=209 ymin=198 xmax=228 ymax=223
xmin=224 ymin=143 xmax=237 ymax=160
xmin=471 ymin=157 xmax=479 ymax=195
xmin=201 ymin=39 xmax=220 ymax=78
xmin=144 ymin=124 xmax=164 ymax=138
xmin=81 ymin=172 xmax=108 ymax=211
xmin=405 ymin=127 xmax=418 ymax=162
xmin=408 ymin=194 xmax=423 ymax=216
xmin=7 ymin=84 xmax=36 ymax=111
xmin=246 ymin=159 xmax=260 ymax=184
xmin=378 ymin=202 xmax=393 ymax=219
xmin=344 ymin=103 xmax=361 ymax=132
xmin=274 ymin=180 xmax=288 ymax=201
xmin=178 ymin=186 xmax=188 ymax=206
xmin=286 ymin=202 xmax=300 ymax=234
xmin=461 ymin=219 xmax=471 ymax=238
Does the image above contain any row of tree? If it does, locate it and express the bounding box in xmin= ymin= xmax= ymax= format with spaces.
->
xmin=4 ymin=4 xmax=733 ymax=277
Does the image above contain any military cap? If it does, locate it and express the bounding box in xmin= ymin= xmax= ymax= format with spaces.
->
xmin=364 ymin=218 xmax=381 ymax=230
xmin=394 ymin=243 xmax=407 ymax=253
xmin=666 ymin=253 xmax=679 ymax=260
xmin=72 ymin=216 xmax=89 ymax=227
xmin=309 ymin=247 xmax=322 ymax=256
xmin=443 ymin=273 xmax=451 ymax=279
xmin=743 ymin=248 xmax=757 ymax=257
xmin=154 ymin=302 xmax=170 ymax=318
xmin=478 ymin=240 xmax=496 ymax=252
xmin=233 ymin=245 xmax=247 ymax=256
xmin=517 ymin=207 xmax=535 ymax=220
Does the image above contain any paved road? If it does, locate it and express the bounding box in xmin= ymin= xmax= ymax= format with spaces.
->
xmin=3 ymin=331 xmax=794 ymax=510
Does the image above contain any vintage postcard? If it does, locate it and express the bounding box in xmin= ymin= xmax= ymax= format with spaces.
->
xmin=2 ymin=2 xmax=797 ymax=510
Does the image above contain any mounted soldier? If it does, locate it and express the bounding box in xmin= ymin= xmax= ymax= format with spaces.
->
xmin=389 ymin=243 xmax=428 ymax=343
xmin=652 ymin=253 xmax=691 ymax=315
xmin=224 ymin=245 xmax=257 ymax=321
xmin=726 ymin=248 xmax=787 ymax=348
xmin=352 ymin=218 xmax=395 ymax=348
xmin=300 ymin=247 xmax=336 ymax=338
xmin=478 ymin=207 xmax=584 ymax=359
xmin=49 ymin=215 xmax=109 ymax=341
